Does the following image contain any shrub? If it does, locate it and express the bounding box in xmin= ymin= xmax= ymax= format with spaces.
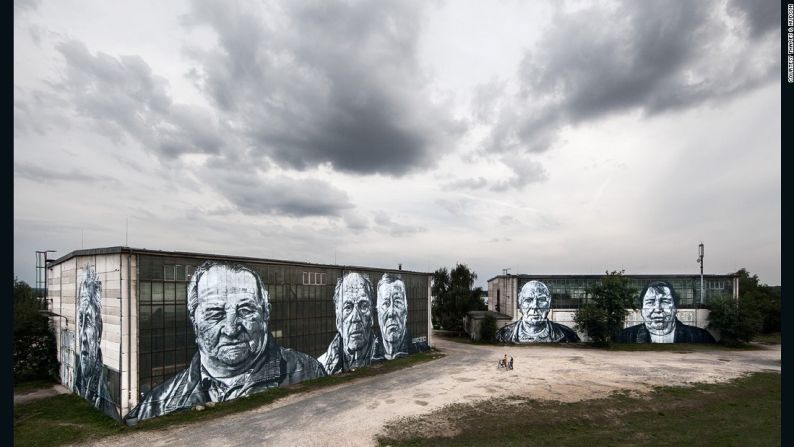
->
xmin=708 ymin=295 xmax=762 ymax=345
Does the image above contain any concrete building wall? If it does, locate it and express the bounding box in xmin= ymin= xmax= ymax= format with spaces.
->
xmin=487 ymin=274 xmax=731 ymax=344
xmin=49 ymin=254 xmax=124 ymax=420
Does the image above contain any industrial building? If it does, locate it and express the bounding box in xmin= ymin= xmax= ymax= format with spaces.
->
xmin=486 ymin=273 xmax=739 ymax=342
xmin=45 ymin=247 xmax=432 ymax=421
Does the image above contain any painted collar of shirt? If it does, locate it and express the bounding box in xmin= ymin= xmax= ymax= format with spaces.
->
xmin=517 ymin=319 xmax=551 ymax=342
xmin=648 ymin=321 xmax=676 ymax=343
xmin=198 ymin=334 xmax=282 ymax=402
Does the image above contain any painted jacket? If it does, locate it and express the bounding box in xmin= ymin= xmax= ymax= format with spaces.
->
xmin=616 ymin=318 xmax=716 ymax=343
xmin=317 ymin=331 xmax=385 ymax=375
xmin=382 ymin=329 xmax=430 ymax=360
xmin=495 ymin=319 xmax=581 ymax=344
xmin=126 ymin=333 xmax=325 ymax=421
xmin=74 ymin=351 xmax=120 ymax=420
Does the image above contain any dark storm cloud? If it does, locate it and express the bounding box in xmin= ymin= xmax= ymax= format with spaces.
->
xmin=727 ymin=0 xmax=779 ymax=38
xmin=482 ymin=0 xmax=777 ymax=156
xmin=181 ymin=0 xmax=463 ymax=175
xmin=206 ymin=170 xmax=353 ymax=218
xmin=55 ymin=40 xmax=224 ymax=158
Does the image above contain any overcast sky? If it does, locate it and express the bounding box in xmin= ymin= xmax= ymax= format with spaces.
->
xmin=14 ymin=0 xmax=780 ymax=288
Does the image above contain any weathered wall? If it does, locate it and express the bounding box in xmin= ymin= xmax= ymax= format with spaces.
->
xmin=490 ymin=277 xmax=724 ymax=344
xmin=127 ymin=256 xmax=431 ymax=422
xmin=49 ymin=255 xmax=124 ymax=420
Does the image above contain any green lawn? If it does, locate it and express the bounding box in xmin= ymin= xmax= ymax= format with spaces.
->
xmin=378 ymin=372 xmax=781 ymax=446
xmin=14 ymin=350 xmax=444 ymax=447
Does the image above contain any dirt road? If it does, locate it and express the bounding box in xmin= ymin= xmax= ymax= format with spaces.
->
xmin=83 ymin=337 xmax=780 ymax=447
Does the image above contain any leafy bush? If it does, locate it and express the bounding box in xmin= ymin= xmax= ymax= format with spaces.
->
xmin=708 ymin=295 xmax=762 ymax=345
xmin=573 ymin=270 xmax=637 ymax=345
xmin=14 ymin=279 xmax=59 ymax=382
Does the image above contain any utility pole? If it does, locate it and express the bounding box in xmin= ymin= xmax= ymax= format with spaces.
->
xmin=697 ymin=242 xmax=704 ymax=306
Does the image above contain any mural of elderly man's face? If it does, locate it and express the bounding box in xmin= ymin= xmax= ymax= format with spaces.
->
xmin=641 ymin=285 xmax=676 ymax=336
xmin=78 ymin=284 xmax=101 ymax=379
xmin=518 ymin=281 xmax=551 ymax=326
xmin=193 ymin=266 xmax=268 ymax=376
xmin=378 ymin=279 xmax=407 ymax=347
xmin=336 ymin=273 xmax=374 ymax=355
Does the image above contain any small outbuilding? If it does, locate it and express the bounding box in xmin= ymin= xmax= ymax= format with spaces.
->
xmin=464 ymin=310 xmax=513 ymax=341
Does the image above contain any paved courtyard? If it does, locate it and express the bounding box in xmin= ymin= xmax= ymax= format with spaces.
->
xmin=82 ymin=336 xmax=781 ymax=447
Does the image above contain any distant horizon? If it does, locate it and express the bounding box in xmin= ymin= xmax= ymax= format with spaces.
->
xmin=18 ymin=244 xmax=780 ymax=289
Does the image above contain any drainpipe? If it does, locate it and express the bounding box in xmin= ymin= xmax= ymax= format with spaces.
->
xmin=127 ymin=251 xmax=132 ymax=417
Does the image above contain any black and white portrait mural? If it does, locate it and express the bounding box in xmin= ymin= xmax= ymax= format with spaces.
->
xmin=496 ymin=280 xmax=580 ymax=343
xmin=318 ymin=272 xmax=385 ymax=374
xmin=377 ymin=273 xmax=421 ymax=359
xmin=75 ymin=265 xmax=120 ymax=419
xmin=128 ymin=261 xmax=326 ymax=421
xmin=616 ymin=281 xmax=716 ymax=343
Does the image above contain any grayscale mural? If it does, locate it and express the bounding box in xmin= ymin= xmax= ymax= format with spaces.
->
xmin=616 ymin=281 xmax=716 ymax=343
xmin=496 ymin=280 xmax=580 ymax=343
xmin=318 ymin=272 xmax=385 ymax=374
xmin=75 ymin=265 xmax=120 ymax=419
xmin=377 ymin=273 xmax=422 ymax=359
xmin=128 ymin=261 xmax=326 ymax=421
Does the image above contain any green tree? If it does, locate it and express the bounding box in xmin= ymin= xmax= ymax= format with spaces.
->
xmin=14 ymin=278 xmax=59 ymax=382
xmin=706 ymin=268 xmax=775 ymax=345
xmin=734 ymin=268 xmax=780 ymax=333
xmin=708 ymin=295 xmax=762 ymax=345
xmin=431 ymin=264 xmax=486 ymax=331
xmin=573 ymin=270 xmax=637 ymax=345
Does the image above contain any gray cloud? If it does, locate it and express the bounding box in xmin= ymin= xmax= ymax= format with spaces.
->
xmin=342 ymin=211 xmax=370 ymax=234
xmin=489 ymin=156 xmax=547 ymax=191
xmin=55 ymin=40 xmax=224 ymax=158
xmin=181 ymin=0 xmax=463 ymax=176
xmin=207 ymin=169 xmax=353 ymax=218
xmin=14 ymin=0 xmax=40 ymax=16
xmin=442 ymin=176 xmax=488 ymax=191
xmin=727 ymin=0 xmax=779 ymax=38
xmin=373 ymin=211 xmax=426 ymax=236
xmin=15 ymin=162 xmax=119 ymax=186
xmin=482 ymin=0 xmax=778 ymax=156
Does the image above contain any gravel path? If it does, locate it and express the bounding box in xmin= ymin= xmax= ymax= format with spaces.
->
xmin=81 ymin=337 xmax=780 ymax=447
xmin=14 ymin=384 xmax=71 ymax=405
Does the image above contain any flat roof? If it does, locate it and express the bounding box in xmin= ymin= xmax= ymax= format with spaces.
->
xmin=487 ymin=273 xmax=739 ymax=282
xmin=48 ymin=246 xmax=429 ymax=276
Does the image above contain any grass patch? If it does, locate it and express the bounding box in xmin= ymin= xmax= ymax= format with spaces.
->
xmin=753 ymin=332 xmax=781 ymax=344
xmin=14 ymin=378 xmax=58 ymax=394
xmin=14 ymin=350 xmax=444 ymax=446
xmin=377 ymin=372 xmax=780 ymax=447
xmin=14 ymin=394 xmax=126 ymax=447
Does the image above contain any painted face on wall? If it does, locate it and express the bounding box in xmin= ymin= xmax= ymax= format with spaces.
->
xmin=518 ymin=281 xmax=551 ymax=326
xmin=193 ymin=266 xmax=267 ymax=377
xmin=336 ymin=273 xmax=374 ymax=355
xmin=378 ymin=279 xmax=407 ymax=347
xmin=78 ymin=285 xmax=100 ymax=379
xmin=641 ymin=286 xmax=676 ymax=336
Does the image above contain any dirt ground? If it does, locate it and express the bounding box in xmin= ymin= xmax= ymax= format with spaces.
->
xmin=82 ymin=336 xmax=780 ymax=447
xmin=14 ymin=383 xmax=71 ymax=405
